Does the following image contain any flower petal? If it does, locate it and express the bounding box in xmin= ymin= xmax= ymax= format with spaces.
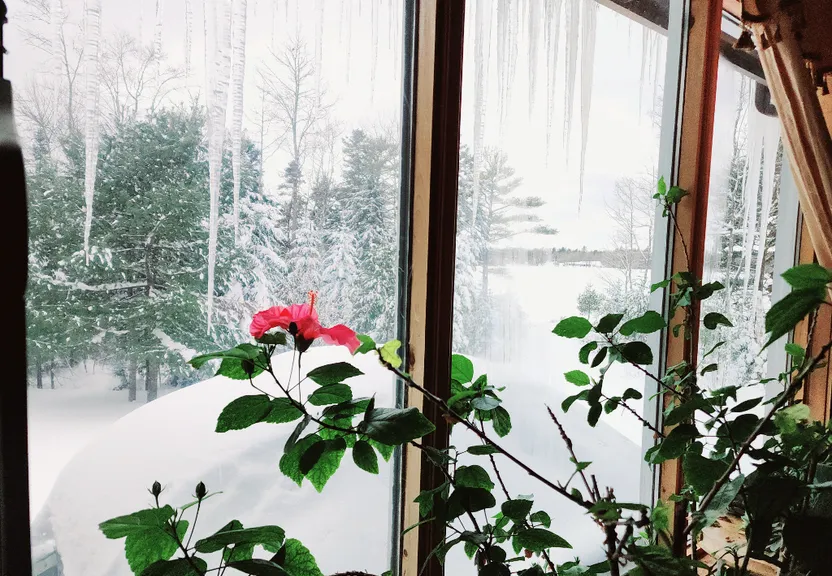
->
xmin=319 ymin=324 xmax=361 ymax=354
xmin=250 ymin=306 xmax=289 ymax=338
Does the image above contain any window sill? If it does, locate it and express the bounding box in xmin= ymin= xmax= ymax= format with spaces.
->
xmin=696 ymin=515 xmax=779 ymax=576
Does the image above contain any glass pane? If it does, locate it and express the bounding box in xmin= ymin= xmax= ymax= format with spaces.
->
xmin=449 ymin=2 xmax=668 ymax=571
xmin=9 ymin=1 xmax=407 ymax=574
xmin=698 ymin=59 xmax=785 ymax=395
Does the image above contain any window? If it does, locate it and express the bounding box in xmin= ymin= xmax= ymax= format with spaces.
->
xmin=12 ymin=1 xmax=409 ymax=574
xmin=449 ymin=2 xmax=668 ymax=570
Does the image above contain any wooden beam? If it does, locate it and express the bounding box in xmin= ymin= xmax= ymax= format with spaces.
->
xmin=658 ymin=0 xmax=723 ymax=554
xmin=400 ymin=1 xmax=466 ymax=575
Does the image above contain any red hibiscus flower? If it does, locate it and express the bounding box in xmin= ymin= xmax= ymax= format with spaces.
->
xmin=249 ymin=292 xmax=360 ymax=354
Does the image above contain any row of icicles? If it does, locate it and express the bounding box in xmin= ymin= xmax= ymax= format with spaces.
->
xmin=73 ymin=0 xmax=665 ymax=331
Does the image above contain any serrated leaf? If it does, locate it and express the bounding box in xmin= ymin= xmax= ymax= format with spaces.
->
xmin=492 ymin=406 xmax=511 ymax=437
xmin=501 ymin=498 xmax=533 ymax=521
xmin=195 ymin=525 xmax=285 ymax=554
xmin=299 ymin=440 xmax=328 ymax=475
xmin=284 ymin=415 xmax=311 ymax=454
xmin=354 ymin=334 xmax=376 ymax=355
xmin=471 ymin=395 xmax=501 ymax=411
xmin=307 ymin=383 xmax=353 ymax=406
xmin=279 ymin=434 xmax=319 ymax=485
xmin=125 ymin=520 xmax=187 ymax=575
xmin=595 ymin=313 xmax=624 ymax=334
xmin=530 ymin=510 xmax=551 ymax=527
xmin=100 ymin=506 xmax=176 ymax=539
xmin=765 ymin=288 xmax=826 ymax=347
xmin=553 ymin=316 xmax=593 ymax=338
xmin=189 ymin=344 xmax=261 ymax=369
xmin=216 ymin=395 xmax=273 ymax=433
xmin=279 ymin=538 xmax=324 ymax=576
xmin=455 ymin=465 xmax=494 ymax=490
xmin=513 ymin=528 xmax=571 ymax=552
xmin=306 ymin=362 xmax=363 ymax=386
xmin=140 ymin=558 xmax=208 ymax=576
xmin=619 ymin=311 xmax=666 ymax=336
xmin=379 ymin=340 xmax=403 ymax=368
xmin=703 ymin=312 xmax=733 ymax=330
xmin=369 ymin=439 xmax=395 ymax=461
xmin=564 ymin=370 xmax=591 ymax=387
xmin=257 ymin=332 xmax=287 ymax=346
xmin=352 ymin=440 xmax=379 ymax=474
xmin=216 ymin=351 xmax=268 ymax=380
xmin=781 ymin=264 xmax=832 ymax=290
xmin=578 ymin=341 xmax=598 ymax=364
xmin=264 ymin=398 xmax=304 ymax=424
xmin=452 ymin=354 xmax=475 ymax=384
xmin=361 ymin=407 xmax=435 ymax=445
xmin=305 ymin=438 xmax=346 ymax=492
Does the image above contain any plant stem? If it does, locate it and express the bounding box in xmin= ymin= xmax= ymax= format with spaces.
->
xmin=185 ymin=500 xmax=201 ymax=549
xmin=600 ymin=392 xmax=665 ymax=438
xmin=546 ymin=407 xmax=595 ymax=499
xmin=684 ymin=338 xmax=832 ymax=536
xmin=168 ymin=519 xmax=206 ymax=576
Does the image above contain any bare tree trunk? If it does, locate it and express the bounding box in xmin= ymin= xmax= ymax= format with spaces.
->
xmin=50 ymin=361 xmax=55 ymax=389
xmin=36 ymin=358 xmax=43 ymax=389
xmin=146 ymin=358 xmax=158 ymax=402
xmin=128 ymin=357 xmax=137 ymax=402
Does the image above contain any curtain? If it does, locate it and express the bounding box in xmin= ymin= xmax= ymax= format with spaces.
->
xmin=743 ymin=7 xmax=832 ymax=269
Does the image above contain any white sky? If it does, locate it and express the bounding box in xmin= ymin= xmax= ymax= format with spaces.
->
xmin=6 ymin=0 xmax=671 ymax=250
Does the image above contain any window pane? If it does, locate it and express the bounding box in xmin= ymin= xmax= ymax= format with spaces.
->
xmin=698 ymin=59 xmax=786 ymax=392
xmin=450 ymin=2 xmax=668 ymax=571
xmin=10 ymin=1 xmax=407 ymax=574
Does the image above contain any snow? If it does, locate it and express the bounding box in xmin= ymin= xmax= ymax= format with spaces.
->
xmin=31 ymin=265 xmax=647 ymax=575
xmin=152 ymin=329 xmax=198 ymax=362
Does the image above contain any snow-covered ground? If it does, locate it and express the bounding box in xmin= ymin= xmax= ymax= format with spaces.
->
xmin=29 ymin=264 xmax=651 ymax=575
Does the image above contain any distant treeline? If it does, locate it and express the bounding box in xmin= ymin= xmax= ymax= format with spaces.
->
xmin=489 ymin=247 xmax=651 ymax=268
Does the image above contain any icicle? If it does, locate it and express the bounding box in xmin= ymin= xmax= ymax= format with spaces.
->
xmin=740 ymin=100 xmax=762 ymax=297
xmin=82 ymin=0 xmax=102 ymax=263
xmin=345 ymin=0 xmax=352 ymax=83
xmin=505 ymin=0 xmax=519 ymax=125
xmin=577 ymin=0 xmax=597 ymax=209
xmin=370 ymin=0 xmax=379 ymax=102
xmin=544 ymin=0 xmax=562 ymax=159
xmin=204 ymin=0 xmax=233 ymax=332
xmin=527 ymin=0 xmax=542 ymax=114
xmin=638 ymin=27 xmax=649 ymax=116
xmin=315 ymin=0 xmax=324 ymax=94
xmin=751 ymin=115 xmax=781 ymax=317
xmin=563 ymin=0 xmax=580 ymax=155
xmin=154 ymin=0 xmax=164 ymax=62
xmin=231 ymin=0 xmax=248 ymax=244
xmin=471 ymin=1 xmax=492 ymax=232
xmin=495 ymin=0 xmax=509 ymax=124
xmin=185 ymin=0 xmax=193 ymax=76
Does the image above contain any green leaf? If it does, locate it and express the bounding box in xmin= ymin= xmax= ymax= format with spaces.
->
xmin=140 ymin=558 xmax=208 ymax=576
xmin=657 ymin=176 xmax=667 ymax=197
xmin=553 ymin=316 xmax=593 ymax=339
xmin=124 ymin=520 xmax=187 ymax=576
xmin=619 ymin=311 xmax=666 ymax=336
xmin=651 ymin=278 xmax=671 ymax=293
xmin=195 ymin=525 xmax=285 ymax=554
xmin=774 ymin=403 xmax=811 ymax=435
xmin=369 ymin=439 xmax=395 ymax=461
xmin=299 ymin=440 xmax=328 ymax=475
xmin=306 ymin=362 xmax=363 ymax=386
xmin=322 ymin=398 xmax=372 ymax=419
xmin=595 ymin=313 xmax=624 ymax=334
xmin=224 ymin=559 xmax=288 ymax=575
xmin=703 ymin=312 xmax=733 ymax=330
xmin=279 ymin=538 xmax=324 ymax=576
xmin=623 ymin=388 xmax=642 ymax=401
xmin=587 ymin=403 xmax=602 ymax=427
xmin=578 ymin=341 xmax=598 ymax=364
xmin=355 ymin=334 xmax=376 ymax=355
xmin=703 ymin=341 xmax=725 ymax=358
xmin=785 ymin=342 xmax=806 ymax=364
xmin=781 ymin=264 xmax=832 ymax=290
xmin=699 ymin=363 xmax=718 ymax=376
xmin=564 ymin=370 xmax=591 ymax=387
xmin=189 ymin=344 xmax=261 ymax=369
xmin=691 ymin=475 xmax=745 ymax=536
xmin=447 ymin=487 xmax=496 ymax=518
xmin=305 ymin=438 xmax=346 ymax=492
xmin=513 ymin=528 xmax=571 ymax=552
xmin=257 ymin=332 xmax=287 ymax=346
xmin=730 ymin=397 xmax=762 ymax=413
xmin=646 ymin=424 xmax=698 ymax=464
xmin=468 ymin=445 xmax=499 ymax=456
xmin=455 ymin=465 xmax=494 ymax=490
xmin=216 ymin=395 xmax=273 ymax=433
xmin=471 ymin=395 xmax=501 ymax=411
xmin=479 ymin=563 xmax=511 ymax=576
xmin=492 ymin=407 xmax=512 ymax=437
xmin=452 ymin=354 xmax=475 ymax=384
xmin=663 ymin=396 xmax=713 ymax=427
xmin=530 ymin=510 xmax=551 ymax=527
xmin=307 ymin=383 xmax=353 ymax=406
xmin=379 ymin=340 xmax=403 ymax=368
xmin=284 ymin=415 xmax=311 ymax=454
xmin=562 ymin=390 xmax=589 ymax=413
xmin=650 ymin=501 xmax=670 ymax=534
xmin=279 ymin=434 xmax=320 ymax=485
xmin=619 ymin=341 xmax=653 ymax=365
xmin=501 ymin=498 xmax=534 ymax=521
xmin=100 ymin=506 xmax=176 ymax=539
xmin=264 ymin=398 xmax=304 ymax=424
xmin=765 ymin=288 xmax=826 ymax=347
xmin=683 ymin=453 xmax=728 ymax=496
xmin=352 ymin=440 xmax=379 ymax=474
xmin=216 ymin=351 xmax=268 ymax=380
xmin=361 ymin=407 xmax=435 ymax=445
xmin=590 ymin=347 xmax=608 ymax=368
